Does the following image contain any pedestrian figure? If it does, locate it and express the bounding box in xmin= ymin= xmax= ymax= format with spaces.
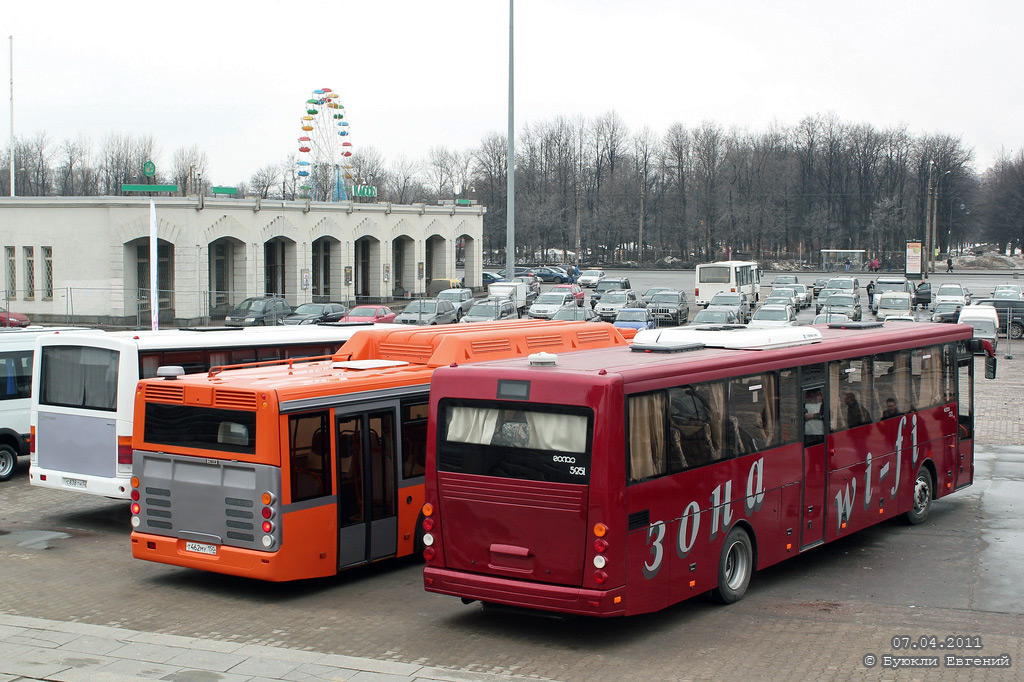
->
xmin=866 ymin=280 xmax=875 ymax=307
xmin=844 ymin=258 xmax=851 ymax=272
xmin=946 ymin=257 xmax=954 ymax=273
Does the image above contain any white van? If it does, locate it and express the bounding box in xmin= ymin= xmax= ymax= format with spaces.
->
xmin=958 ymin=306 xmax=999 ymax=352
xmin=875 ymin=292 xmax=913 ymax=321
xmin=0 ymin=327 xmax=100 ymax=481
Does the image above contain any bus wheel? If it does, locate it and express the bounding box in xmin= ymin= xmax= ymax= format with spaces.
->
xmin=0 ymin=444 xmax=16 ymax=482
xmin=712 ymin=527 xmax=753 ymax=604
xmin=904 ymin=469 xmax=933 ymax=525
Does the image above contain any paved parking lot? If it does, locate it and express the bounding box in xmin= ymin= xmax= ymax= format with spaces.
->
xmin=2 ymin=275 xmax=1023 ymax=681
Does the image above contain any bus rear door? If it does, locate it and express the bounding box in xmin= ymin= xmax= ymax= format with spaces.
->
xmin=336 ymin=401 xmax=400 ymax=568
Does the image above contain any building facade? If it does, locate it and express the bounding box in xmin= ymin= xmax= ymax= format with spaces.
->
xmin=0 ymin=196 xmax=484 ymax=326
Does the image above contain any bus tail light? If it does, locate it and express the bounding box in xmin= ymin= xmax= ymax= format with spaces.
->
xmin=423 ymin=547 xmax=436 ymax=561
xmin=131 ymin=489 xmax=140 ymax=501
xmin=131 ymin=502 xmax=140 ymax=515
xmin=423 ymin=517 xmax=435 ymax=532
xmin=593 ymin=570 xmax=608 ymax=585
xmin=29 ymin=426 xmax=35 ymax=454
xmin=117 ymin=436 xmax=133 ymax=465
xmin=262 ymin=520 xmax=274 ymax=533
xmin=261 ymin=506 xmax=275 ymax=520
xmin=594 ymin=538 xmax=608 ymax=553
xmin=694 ymin=288 xmax=699 ymax=297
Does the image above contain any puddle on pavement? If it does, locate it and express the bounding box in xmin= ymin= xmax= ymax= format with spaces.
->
xmin=0 ymin=530 xmax=71 ymax=549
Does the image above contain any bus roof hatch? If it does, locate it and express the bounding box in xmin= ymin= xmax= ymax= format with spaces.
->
xmin=633 ymin=326 xmax=822 ymax=350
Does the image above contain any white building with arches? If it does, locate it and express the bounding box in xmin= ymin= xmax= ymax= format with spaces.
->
xmin=0 ymin=196 xmax=484 ymax=326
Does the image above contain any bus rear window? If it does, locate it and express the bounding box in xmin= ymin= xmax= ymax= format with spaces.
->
xmin=699 ymin=266 xmax=731 ymax=283
xmin=144 ymin=404 xmax=257 ymax=454
xmin=40 ymin=345 xmax=118 ymax=411
xmin=438 ymin=401 xmax=592 ymax=484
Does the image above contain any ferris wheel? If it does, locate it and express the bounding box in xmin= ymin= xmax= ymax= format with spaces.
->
xmin=296 ymin=88 xmax=353 ymax=201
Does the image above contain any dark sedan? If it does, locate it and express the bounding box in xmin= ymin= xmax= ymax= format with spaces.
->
xmin=282 ymin=302 xmax=348 ymax=325
xmin=930 ymin=302 xmax=962 ymax=323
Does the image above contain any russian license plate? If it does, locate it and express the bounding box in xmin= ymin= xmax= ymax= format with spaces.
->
xmin=62 ymin=477 xmax=86 ymax=488
xmin=185 ymin=542 xmax=218 ymax=556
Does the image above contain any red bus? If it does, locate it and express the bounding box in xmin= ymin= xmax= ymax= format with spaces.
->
xmin=422 ymin=322 xmax=995 ymax=616
xmin=129 ymin=321 xmax=631 ymax=581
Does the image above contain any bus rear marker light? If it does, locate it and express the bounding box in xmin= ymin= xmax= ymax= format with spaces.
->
xmin=423 ymin=533 xmax=434 ymax=546
xmin=130 ymin=516 xmax=140 ymax=528
xmin=422 ymin=503 xmax=434 ymax=517
xmin=261 ymin=535 xmax=275 ymax=548
xmin=593 ymin=555 xmax=607 ymax=569
xmin=593 ymin=523 xmax=608 ymax=538
xmin=131 ymin=476 xmax=139 ymax=488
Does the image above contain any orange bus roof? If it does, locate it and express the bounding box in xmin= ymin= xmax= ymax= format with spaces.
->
xmin=137 ymin=321 xmax=631 ymax=407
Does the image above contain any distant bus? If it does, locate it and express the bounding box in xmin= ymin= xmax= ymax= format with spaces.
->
xmin=29 ymin=324 xmax=385 ymax=499
xmin=422 ymin=322 xmax=995 ymax=616
xmin=694 ymin=260 xmax=760 ymax=307
xmin=128 ymin=321 xmax=631 ymax=581
xmin=0 ymin=327 xmax=99 ymax=481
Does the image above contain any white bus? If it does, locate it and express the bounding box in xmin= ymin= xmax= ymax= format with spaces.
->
xmin=0 ymin=327 xmax=100 ymax=482
xmin=694 ymin=260 xmax=761 ymax=307
xmin=29 ymin=324 xmax=387 ymax=499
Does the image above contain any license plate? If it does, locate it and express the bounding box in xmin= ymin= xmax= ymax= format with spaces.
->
xmin=62 ymin=477 xmax=86 ymax=488
xmin=185 ymin=542 xmax=218 ymax=556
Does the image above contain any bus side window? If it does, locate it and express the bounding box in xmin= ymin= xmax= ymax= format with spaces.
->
xmin=627 ymin=392 xmax=666 ymax=482
xmin=778 ymin=369 xmax=800 ymax=444
xmin=288 ymin=411 xmax=331 ymax=503
xmin=726 ymin=373 xmax=776 ymax=457
xmin=829 ymin=358 xmax=871 ymax=430
xmin=401 ymin=402 xmax=428 ymax=479
xmin=667 ymin=383 xmax=723 ymax=471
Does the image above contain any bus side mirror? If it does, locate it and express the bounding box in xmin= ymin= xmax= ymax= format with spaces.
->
xmin=985 ymin=355 xmax=997 ymax=380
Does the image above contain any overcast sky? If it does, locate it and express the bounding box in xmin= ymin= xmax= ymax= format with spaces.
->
xmin=5 ymin=0 xmax=1020 ymax=184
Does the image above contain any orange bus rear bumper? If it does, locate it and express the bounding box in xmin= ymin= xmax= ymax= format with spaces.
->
xmin=130 ymin=532 xmax=335 ymax=581
xmin=423 ymin=566 xmax=625 ymax=617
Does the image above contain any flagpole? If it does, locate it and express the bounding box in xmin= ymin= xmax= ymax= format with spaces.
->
xmin=150 ymin=200 xmax=159 ymax=330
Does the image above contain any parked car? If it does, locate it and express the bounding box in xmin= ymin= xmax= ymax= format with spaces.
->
xmin=789 ymin=283 xmax=813 ymax=309
xmin=647 ymin=290 xmax=689 ymax=325
xmin=690 ymin=309 xmax=741 ymax=325
xmin=510 ymin=275 xmax=541 ymax=295
xmin=913 ymin=281 xmax=932 ymax=308
xmin=871 ymin=277 xmax=914 ymax=312
xmin=815 ymin=287 xmax=842 ymax=312
xmin=768 ymin=287 xmax=800 ymax=310
xmin=0 ymin=307 xmax=30 ymax=328
xmin=932 ymin=283 xmax=970 ymax=310
xmin=958 ymin=306 xmax=999 ymax=351
xmin=706 ymin=292 xmax=751 ymax=323
xmin=594 ymin=289 xmax=641 ymax=321
xmin=771 ymin=275 xmax=798 ymax=287
xmin=819 ymin=293 xmax=862 ymax=320
xmin=481 ymin=271 xmax=506 ymax=285
xmin=225 ymin=296 xmax=292 ymax=326
xmin=971 ymin=298 xmax=1024 ymax=339
xmin=577 ymin=269 xmax=606 ymax=288
xmin=395 ymin=299 xmax=459 ymax=325
xmin=613 ymin=308 xmax=656 ymax=331
xmin=641 ymin=287 xmax=674 ymax=305
xmin=812 ymin=312 xmax=851 ymax=324
xmin=748 ymin=304 xmax=798 ymax=328
xmin=812 ymin=278 xmax=829 ymax=297
xmin=992 ymin=290 xmax=1022 ymax=300
xmin=497 ymin=267 xmax=536 ymax=278
xmin=528 ymin=291 xmax=577 ymax=319
xmin=461 ymin=298 xmax=519 ymax=323
xmin=426 ymin=278 xmax=465 ymax=297
xmin=875 ymin=292 xmax=914 ymax=321
xmin=992 ymin=284 xmax=1023 ymax=297
xmin=282 ymin=302 xmax=348 ymax=325
xmin=341 ymin=305 xmax=396 ymax=323
xmin=437 ymin=288 xmax=476 ymax=319
xmin=764 ymin=293 xmax=795 ymax=309
xmin=552 ymin=283 xmax=585 ymax=306
xmin=533 ymin=266 xmax=570 ymax=283
xmin=931 ymin=301 xmax=963 ymax=323
xmin=590 ymin=277 xmax=632 ymax=308
xmin=550 ymin=306 xmax=601 ymax=322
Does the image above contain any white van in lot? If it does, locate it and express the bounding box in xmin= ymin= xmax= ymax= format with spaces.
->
xmin=958 ymin=306 xmax=999 ymax=352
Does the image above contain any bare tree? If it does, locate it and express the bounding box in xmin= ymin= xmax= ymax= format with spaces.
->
xmin=249 ymin=164 xmax=280 ymax=199
xmin=171 ymin=144 xmax=209 ymax=196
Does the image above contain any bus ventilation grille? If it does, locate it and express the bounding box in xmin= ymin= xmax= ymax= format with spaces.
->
xmin=377 ymin=342 xmax=432 ymax=363
xmin=214 ymin=390 xmax=258 ymax=410
xmin=526 ymin=334 xmax=564 ymax=349
xmin=576 ymin=329 xmax=611 ymax=344
xmin=144 ymin=384 xmax=184 ymax=403
xmin=470 ymin=339 xmax=513 ymax=354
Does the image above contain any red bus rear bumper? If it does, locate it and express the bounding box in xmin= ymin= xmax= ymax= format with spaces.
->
xmin=423 ymin=566 xmax=626 ymax=617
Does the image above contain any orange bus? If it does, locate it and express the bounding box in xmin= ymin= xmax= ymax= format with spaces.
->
xmin=129 ymin=321 xmax=631 ymax=581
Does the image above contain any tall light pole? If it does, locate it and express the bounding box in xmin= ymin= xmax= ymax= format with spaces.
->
xmin=948 ymin=196 xmax=966 ymax=257
xmin=8 ymin=35 xmax=13 ymax=197
xmin=505 ymin=0 xmax=515 ymax=275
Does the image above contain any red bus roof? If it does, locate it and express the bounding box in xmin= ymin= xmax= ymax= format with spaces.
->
xmin=439 ymin=322 xmax=974 ymax=391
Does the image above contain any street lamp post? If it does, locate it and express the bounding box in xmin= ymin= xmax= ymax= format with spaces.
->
xmin=948 ymin=196 xmax=966 ymax=260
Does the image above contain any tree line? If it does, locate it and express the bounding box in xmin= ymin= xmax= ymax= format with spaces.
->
xmin=3 ymin=113 xmax=1022 ymax=263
